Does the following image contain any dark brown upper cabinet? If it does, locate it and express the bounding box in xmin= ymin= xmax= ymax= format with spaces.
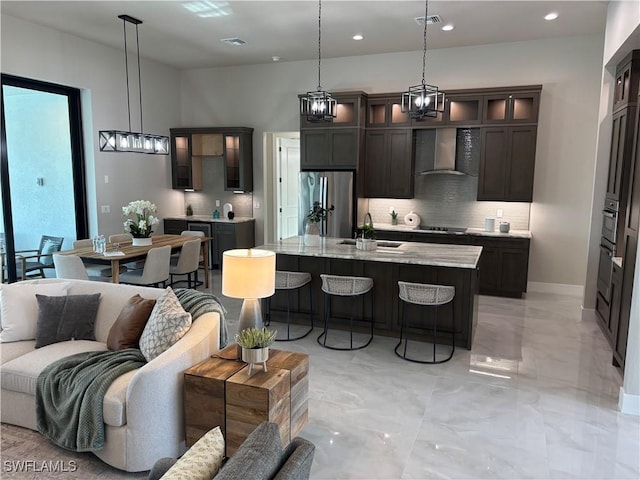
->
xmin=223 ymin=129 xmax=253 ymax=192
xmin=613 ymin=50 xmax=640 ymax=113
xmin=447 ymin=94 xmax=484 ymax=125
xmin=478 ymin=125 xmax=537 ymax=202
xmin=170 ymin=132 xmax=201 ymax=190
xmin=366 ymin=94 xmax=410 ymax=128
xmin=300 ymin=128 xmax=362 ymax=170
xmin=363 ymin=129 xmax=413 ymax=198
xmin=170 ymin=127 xmax=253 ymax=192
xmin=483 ymin=89 xmax=540 ymax=124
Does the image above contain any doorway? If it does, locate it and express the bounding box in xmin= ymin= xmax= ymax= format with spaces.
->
xmin=276 ymin=137 xmax=300 ymax=241
xmin=1 ymin=74 xmax=87 ymax=283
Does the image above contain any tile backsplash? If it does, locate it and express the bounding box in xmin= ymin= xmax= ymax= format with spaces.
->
xmin=183 ymin=158 xmax=253 ymax=218
xmin=366 ymin=174 xmax=531 ymax=230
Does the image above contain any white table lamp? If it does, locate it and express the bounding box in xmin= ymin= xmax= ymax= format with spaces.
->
xmin=222 ymin=249 xmax=276 ymax=333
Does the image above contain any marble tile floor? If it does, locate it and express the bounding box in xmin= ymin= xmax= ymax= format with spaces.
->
xmin=1 ymin=271 xmax=638 ymax=479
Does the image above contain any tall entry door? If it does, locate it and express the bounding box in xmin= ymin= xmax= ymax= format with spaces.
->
xmin=276 ymin=137 xmax=300 ymax=241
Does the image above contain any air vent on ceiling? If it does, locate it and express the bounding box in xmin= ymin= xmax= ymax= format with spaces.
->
xmin=220 ymin=37 xmax=246 ymax=46
xmin=415 ymin=15 xmax=442 ymax=25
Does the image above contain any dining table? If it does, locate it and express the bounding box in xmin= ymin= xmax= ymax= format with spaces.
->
xmin=58 ymin=234 xmax=213 ymax=287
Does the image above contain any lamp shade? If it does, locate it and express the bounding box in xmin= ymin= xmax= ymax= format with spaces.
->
xmin=222 ymin=249 xmax=275 ymax=299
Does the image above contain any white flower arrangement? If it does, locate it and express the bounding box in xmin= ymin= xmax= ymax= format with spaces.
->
xmin=122 ymin=200 xmax=159 ymax=238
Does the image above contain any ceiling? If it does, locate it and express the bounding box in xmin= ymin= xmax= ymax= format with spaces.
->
xmin=1 ymin=1 xmax=609 ymax=69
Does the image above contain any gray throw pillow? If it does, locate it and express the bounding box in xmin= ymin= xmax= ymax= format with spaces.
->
xmin=35 ymin=293 xmax=102 ymax=348
xmin=214 ymin=422 xmax=283 ymax=480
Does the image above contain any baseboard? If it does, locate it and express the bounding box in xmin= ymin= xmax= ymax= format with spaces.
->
xmin=527 ymin=282 xmax=584 ymax=296
xmin=581 ymin=307 xmax=598 ymax=322
xmin=619 ymin=386 xmax=640 ymax=416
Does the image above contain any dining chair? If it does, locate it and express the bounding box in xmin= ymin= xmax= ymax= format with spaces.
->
xmin=109 ymin=233 xmax=133 ymax=243
xmin=53 ymin=254 xmax=109 ymax=282
xmin=15 ymin=235 xmax=64 ymax=280
xmin=118 ymin=245 xmax=171 ymax=287
xmin=169 ymin=238 xmax=202 ymax=289
xmin=179 ymin=229 xmax=206 ymax=274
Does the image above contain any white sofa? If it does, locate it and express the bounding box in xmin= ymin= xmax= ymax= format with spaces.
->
xmin=0 ymin=279 xmax=220 ymax=472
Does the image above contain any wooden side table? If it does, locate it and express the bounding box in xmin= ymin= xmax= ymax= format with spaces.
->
xmin=183 ymin=344 xmax=309 ymax=456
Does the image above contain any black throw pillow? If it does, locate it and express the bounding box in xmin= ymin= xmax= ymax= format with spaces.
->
xmin=35 ymin=293 xmax=102 ymax=348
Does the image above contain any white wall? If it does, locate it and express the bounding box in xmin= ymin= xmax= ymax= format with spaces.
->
xmin=1 ymin=14 xmax=184 ymax=237
xmin=181 ymin=34 xmax=604 ymax=287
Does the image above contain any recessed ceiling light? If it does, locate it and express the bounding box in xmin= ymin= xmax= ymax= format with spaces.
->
xmin=441 ymin=24 xmax=454 ymax=31
xmin=353 ymin=34 xmax=364 ymax=41
xmin=272 ymin=56 xmax=280 ymax=62
xmin=544 ymin=12 xmax=558 ymax=21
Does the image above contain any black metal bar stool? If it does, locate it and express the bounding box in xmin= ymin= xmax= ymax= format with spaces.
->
xmin=264 ymin=271 xmax=314 ymax=341
xmin=395 ymin=281 xmax=455 ymax=364
xmin=317 ymin=274 xmax=374 ymax=351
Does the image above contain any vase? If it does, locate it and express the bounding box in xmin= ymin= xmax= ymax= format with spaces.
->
xmin=132 ymin=237 xmax=152 ymax=247
xmin=391 ymin=218 xmax=398 ymax=225
xmin=241 ymin=347 xmax=269 ymax=376
xmin=304 ymin=222 xmax=320 ymax=246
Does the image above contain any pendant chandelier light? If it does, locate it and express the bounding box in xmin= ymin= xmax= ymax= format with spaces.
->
xmin=401 ymin=0 xmax=445 ymax=119
xmin=300 ymin=0 xmax=336 ymax=123
xmin=99 ymin=15 xmax=169 ymax=155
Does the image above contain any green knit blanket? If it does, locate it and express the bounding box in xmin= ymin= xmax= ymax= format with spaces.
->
xmin=36 ymin=348 xmax=146 ymax=452
xmin=174 ymin=288 xmax=229 ymax=348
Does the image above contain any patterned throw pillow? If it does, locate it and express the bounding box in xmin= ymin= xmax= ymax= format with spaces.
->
xmin=161 ymin=426 xmax=225 ymax=480
xmin=139 ymin=287 xmax=192 ymax=361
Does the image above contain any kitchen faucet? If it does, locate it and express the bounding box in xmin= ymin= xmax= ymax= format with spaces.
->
xmin=363 ymin=212 xmax=373 ymax=227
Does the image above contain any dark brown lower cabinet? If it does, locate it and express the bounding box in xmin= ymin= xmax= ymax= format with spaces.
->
xmin=376 ymin=230 xmax=530 ymax=297
xmin=609 ymin=262 xmax=623 ymax=359
xmin=470 ymin=237 xmax=529 ymax=297
xmin=270 ymin=254 xmax=479 ymax=350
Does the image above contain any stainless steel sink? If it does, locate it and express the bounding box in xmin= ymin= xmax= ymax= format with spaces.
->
xmin=377 ymin=241 xmax=402 ymax=248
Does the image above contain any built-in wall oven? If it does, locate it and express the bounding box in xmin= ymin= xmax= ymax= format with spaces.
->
xmin=597 ymin=199 xmax=620 ymax=309
xmin=601 ymin=199 xmax=619 ymax=248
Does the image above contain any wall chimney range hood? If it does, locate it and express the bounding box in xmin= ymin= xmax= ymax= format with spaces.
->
xmin=418 ymin=128 xmax=467 ymax=176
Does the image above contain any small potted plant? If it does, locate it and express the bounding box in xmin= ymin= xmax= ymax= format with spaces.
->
xmin=389 ymin=207 xmax=398 ymax=225
xmin=235 ymin=327 xmax=277 ymax=376
xmin=186 ymin=204 xmax=193 ymax=216
xmin=304 ymin=201 xmax=335 ymax=246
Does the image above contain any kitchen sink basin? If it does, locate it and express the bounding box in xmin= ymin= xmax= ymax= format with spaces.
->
xmin=337 ymin=239 xmax=402 ymax=248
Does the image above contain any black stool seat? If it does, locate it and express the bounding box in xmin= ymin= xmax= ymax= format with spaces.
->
xmin=265 ymin=271 xmax=314 ymax=341
xmin=395 ymin=281 xmax=455 ymax=364
xmin=317 ymin=274 xmax=374 ymax=351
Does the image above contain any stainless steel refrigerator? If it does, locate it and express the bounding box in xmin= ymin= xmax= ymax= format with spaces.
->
xmin=298 ymin=171 xmax=355 ymax=238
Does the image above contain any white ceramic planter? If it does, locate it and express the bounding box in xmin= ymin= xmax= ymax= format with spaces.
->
xmin=132 ymin=237 xmax=152 ymax=247
xmin=241 ymin=347 xmax=269 ymax=376
xmin=356 ymin=238 xmax=377 ymax=251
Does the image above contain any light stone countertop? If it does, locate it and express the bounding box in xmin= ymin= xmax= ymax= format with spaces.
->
xmin=258 ymin=236 xmax=482 ymax=269
xmin=373 ymin=224 xmax=532 ymax=239
xmin=164 ymin=215 xmax=255 ymax=224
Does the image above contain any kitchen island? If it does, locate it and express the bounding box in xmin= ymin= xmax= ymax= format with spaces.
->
xmin=258 ymin=236 xmax=482 ymax=349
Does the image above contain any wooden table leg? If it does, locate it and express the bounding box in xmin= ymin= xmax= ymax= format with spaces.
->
xmin=111 ymin=259 xmax=121 ymax=284
xmin=203 ymin=243 xmax=210 ymax=289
